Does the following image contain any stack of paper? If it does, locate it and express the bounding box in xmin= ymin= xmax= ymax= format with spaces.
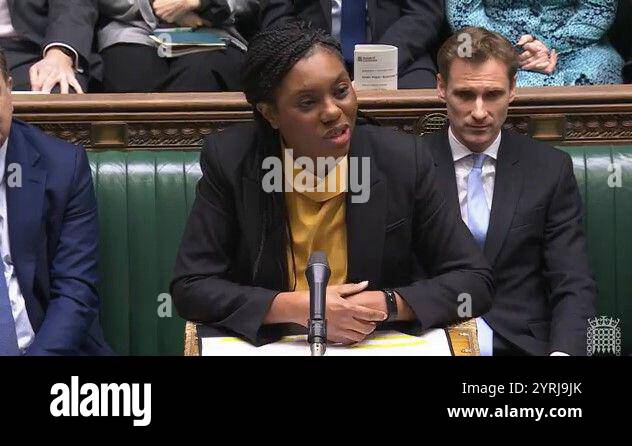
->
xmin=150 ymin=28 xmax=227 ymax=57
xmin=201 ymin=329 xmax=452 ymax=356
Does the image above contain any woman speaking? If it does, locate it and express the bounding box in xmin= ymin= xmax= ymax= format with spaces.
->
xmin=171 ymin=21 xmax=493 ymax=346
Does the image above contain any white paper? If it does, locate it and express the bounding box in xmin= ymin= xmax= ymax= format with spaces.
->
xmin=201 ymin=329 xmax=452 ymax=356
xmin=353 ymin=44 xmax=398 ymax=91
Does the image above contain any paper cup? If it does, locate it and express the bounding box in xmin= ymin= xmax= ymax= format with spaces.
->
xmin=353 ymin=44 xmax=398 ymax=91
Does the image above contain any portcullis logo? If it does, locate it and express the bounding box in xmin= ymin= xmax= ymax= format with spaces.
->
xmin=587 ymin=316 xmax=621 ymax=356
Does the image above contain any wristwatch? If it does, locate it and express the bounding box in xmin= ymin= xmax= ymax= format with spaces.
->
xmin=382 ymin=289 xmax=398 ymax=322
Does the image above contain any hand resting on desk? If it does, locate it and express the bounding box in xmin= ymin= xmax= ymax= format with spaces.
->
xmin=263 ymin=281 xmax=416 ymax=345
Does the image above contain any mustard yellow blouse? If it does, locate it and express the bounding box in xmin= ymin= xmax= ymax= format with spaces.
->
xmin=283 ymin=151 xmax=348 ymax=291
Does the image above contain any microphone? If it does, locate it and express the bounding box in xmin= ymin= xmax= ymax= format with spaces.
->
xmin=305 ymin=251 xmax=330 ymax=356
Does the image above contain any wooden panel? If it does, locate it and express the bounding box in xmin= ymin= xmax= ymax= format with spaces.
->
xmin=13 ymin=85 xmax=632 ymax=149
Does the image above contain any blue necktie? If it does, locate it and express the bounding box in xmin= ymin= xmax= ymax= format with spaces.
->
xmin=341 ymin=0 xmax=367 ymax=63
xmin=466 ymin=153 xmax=493 ymax=356
xmin=467 ymin=153 xmax=489 ymax=249
xmin=0 ymin=250 xmax=20 ymax=355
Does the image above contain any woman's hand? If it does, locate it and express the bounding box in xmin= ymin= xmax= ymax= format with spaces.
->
xmin=346 ymin=290 xmax=416 ymax=322
xmin=174 ymin=11 xmax=212 ymax=28
xmin=324 ymin=282 xmax=387 ymax=344
xmin=265 ymin=281 xmax=387 ymax=345
xmin=153 ymin=0 xmax=201 ymax=23
xmin=517 ymin=34 xmax=558 ymax=75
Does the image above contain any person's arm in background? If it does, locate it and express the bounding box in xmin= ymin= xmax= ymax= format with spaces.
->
xmin=152 ymin=0 xmax=233 ymax=27
xmin=548 ymin=0 xmax=618 ymax=55
xmin=259 ymin=0 xmax=297 ymax=30
xmin=376 ymin=0 xmax=444 ymax=74
xmin=197 ymin=0 xmax=232 ymax=25
xmin=29 ymin=0 xmax=98 ymax=93
xmin=25 ymin=148 xmax=100 ymax=355
xmin=542 ymin=153 xmax=597 ymax=356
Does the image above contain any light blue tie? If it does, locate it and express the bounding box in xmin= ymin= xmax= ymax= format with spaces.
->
xmin=0 ymin=250 xmax=20 ymax=355
xmin=467 ymin=153 xmax=489 ymax=248
xmin=466 ymin=153 xmax=494 ymax=356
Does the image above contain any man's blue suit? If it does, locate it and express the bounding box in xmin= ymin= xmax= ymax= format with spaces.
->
xmin=5 ymin=119 xmax=112 ymax=355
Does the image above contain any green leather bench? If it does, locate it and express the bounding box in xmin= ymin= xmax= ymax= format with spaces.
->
xmin=88 ymin=145 xmax=632 ymax=355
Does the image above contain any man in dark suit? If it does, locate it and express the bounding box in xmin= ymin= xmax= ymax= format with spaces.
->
xmin=427 ymin=27 xmax=596 ymax=356
xmin=261 ymin=0 xmax=445 ymax=89
xmin=0 ymin=0 xmax=98 ymax=93
xmin=0 ymin=49 xmax=111 ymax=355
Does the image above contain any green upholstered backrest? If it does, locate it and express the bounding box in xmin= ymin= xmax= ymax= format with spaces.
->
xmin=88 ymin=146 xmax=632 ymax=355
xmin=559 ymin=146 xmax=632 ymax=355
xmin=89 ymin=151 xmax=202 ymax=355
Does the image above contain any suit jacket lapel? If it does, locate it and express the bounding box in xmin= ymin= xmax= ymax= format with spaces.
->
xmin=345 ymin=125 xmax=386 ymax=287
xmin=429 ymin=129 xmax=460 ymax=208
xmin=5 ymin=121 xmax=46 ymax=303
xmin=320 ymin=0 xmax=332 ymax=30
xmin=484 ymin=130 xmax=522 ymax=264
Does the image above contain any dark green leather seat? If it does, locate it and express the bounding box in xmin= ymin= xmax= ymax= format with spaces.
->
xmin=89 ymin=151 xmax=201 ymax=355
xmin=88 ymin=145 xmax=632 ymax=355
xmin=560 ymin=146 xmax=632 ymax=355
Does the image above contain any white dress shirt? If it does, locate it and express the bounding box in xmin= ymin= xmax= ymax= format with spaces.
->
xmin=449 ymin=126 xmax=500 ymax=226
xmin=0 ymin=0 xmax=17 ymax=38
xmin=0 ymin=137 xmax=35 ymax=352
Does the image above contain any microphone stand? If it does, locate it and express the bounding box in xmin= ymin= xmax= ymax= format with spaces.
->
xmin=306 ymin=251 xmax=330 ymax=356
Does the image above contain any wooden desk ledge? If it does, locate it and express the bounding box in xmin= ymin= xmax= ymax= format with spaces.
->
xmin=184 ymin=319 xmax=479 ymax=356
xmin=13 ymin=85 xmax=632 ymax=148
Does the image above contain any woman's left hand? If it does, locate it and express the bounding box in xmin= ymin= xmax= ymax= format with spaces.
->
xmin=153 ymin=0 xmax=201 ymax=24
xmin=517 ymin=34 xmax=558 ymax=75
xmin=345 ymin=290 xmax=416 ymax=322
xmin=175 ymin=11 xmax=212 ymax=28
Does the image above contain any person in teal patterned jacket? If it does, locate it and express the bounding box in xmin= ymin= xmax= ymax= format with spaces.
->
xmin=446 ymin=0 xmax=624 ymax=86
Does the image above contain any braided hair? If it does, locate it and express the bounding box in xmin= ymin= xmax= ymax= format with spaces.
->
xmin=242 ymin=21 xmax=344 ymax=287
xmin=243 ymin=20 xmax=343 ymax=126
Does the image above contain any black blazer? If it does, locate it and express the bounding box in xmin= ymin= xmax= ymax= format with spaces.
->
xmin=171 ymin=121 xmax=494 ymax=345
xmin=260 ymin=0 xmax=444 ymax=73
xmin=428 ymin=128 xmax=597 ymax=356
xmin=7 ymin=0 xmax=98 ymax=72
